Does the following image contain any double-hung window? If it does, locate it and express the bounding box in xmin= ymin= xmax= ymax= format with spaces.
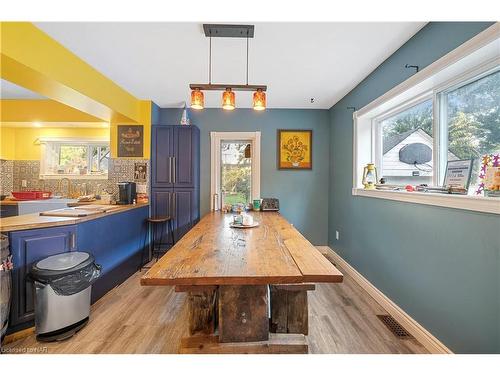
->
xmin=353 ymin=24 xmax=500 ymax=214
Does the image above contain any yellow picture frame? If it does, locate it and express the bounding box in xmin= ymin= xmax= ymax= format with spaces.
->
xmin=277 ymin=129 xmax=312 ymax=170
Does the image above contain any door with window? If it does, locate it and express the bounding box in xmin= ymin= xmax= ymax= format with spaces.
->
xmin=210 ymin=132 xmax=261 ymax=210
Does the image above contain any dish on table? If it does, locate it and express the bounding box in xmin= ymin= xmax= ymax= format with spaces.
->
xmin=230 ymin=222 xmax=259 ymax=229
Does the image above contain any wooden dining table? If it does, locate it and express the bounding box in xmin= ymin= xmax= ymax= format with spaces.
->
xmin=141 ymin=211 xmax=343 ymax=353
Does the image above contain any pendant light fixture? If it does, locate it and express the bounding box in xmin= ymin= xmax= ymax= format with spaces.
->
xmin=222 ymin=88 xmax=235 ymax=110
xmin=189 ymin=24 xmax=267 ymax=110
xmin=253 ymin=88 xmax=266 ymax=111
xmin=190 ymin=88 xmax=204 ymax=109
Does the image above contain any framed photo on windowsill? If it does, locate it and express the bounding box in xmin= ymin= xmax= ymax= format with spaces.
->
xmin=443 ymin=159 xmax=473 ymax=192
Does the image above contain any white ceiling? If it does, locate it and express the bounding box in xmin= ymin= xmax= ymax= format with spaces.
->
xmin=26 ymin=23 xmax=426 ymax=109
xmin=1 ymin=79 xmax=45 ymax=99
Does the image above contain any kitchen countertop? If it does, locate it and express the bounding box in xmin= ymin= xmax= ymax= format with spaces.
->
xmin=0 ymin=198 xmax=79 ymax=206
xmin=0 ymin=202 xmax=149 ymax=232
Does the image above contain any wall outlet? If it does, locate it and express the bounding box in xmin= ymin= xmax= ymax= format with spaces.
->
xmin=335 ymin=230 xmax=340 ymax=240
xmin=21 ymin=179 xmax=27 ymax=188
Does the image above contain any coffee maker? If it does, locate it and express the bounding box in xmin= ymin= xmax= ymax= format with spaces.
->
xmin=117 ymin=182 xmax=136 ymax=205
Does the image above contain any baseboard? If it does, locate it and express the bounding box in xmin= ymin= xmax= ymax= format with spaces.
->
xmin=318 ymin=246 xmax=452 ymax=354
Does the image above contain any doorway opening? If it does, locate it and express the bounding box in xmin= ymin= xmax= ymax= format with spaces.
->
xmin=210 ymin=132 xmax=261 ymax=210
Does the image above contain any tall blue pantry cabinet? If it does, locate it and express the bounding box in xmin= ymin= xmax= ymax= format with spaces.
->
xmin=151 ymin=125 xmax=200 ymax=243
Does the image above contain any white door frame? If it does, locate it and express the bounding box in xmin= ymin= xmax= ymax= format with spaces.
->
xmin=210 ymin=131 xmax=261 ymax=211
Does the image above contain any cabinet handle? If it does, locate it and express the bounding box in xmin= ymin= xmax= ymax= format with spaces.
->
xmin=173 ymin=157 xmax=176 ymax=184
xmin=168 ymin=157 xmax=172 ymax=183
xmin=70 ymin=233 xmax=76 ymax=250
xmin=172 ymin=192 xmax=176 ymax=218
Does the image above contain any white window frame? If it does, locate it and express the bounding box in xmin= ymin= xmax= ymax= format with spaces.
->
xmin=372 ymin=92 xmax=434 ymax=183
xmin=210 ymin=131 xmax=261 ymax=211
xmin=39 ymin=137 xmax=110 ymax=180
xmin=352 ymin=23 xmax=500 ymax=215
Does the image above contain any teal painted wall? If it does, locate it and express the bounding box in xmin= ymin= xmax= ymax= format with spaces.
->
xmin=158 ymin=108 xmax=330 ymax=245
xmin=328 ymin=22 xmax=499 ymax=353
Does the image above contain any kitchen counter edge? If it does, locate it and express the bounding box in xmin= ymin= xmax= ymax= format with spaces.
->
xmin=0 ymin=203 xmax=149 ymax=232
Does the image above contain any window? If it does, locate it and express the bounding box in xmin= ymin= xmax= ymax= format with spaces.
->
xmin=441 ymin=70 xmax=500 ymax=193
xmin=352 ymin=25 xmax=499 ymax=214
xmin=378 ymin=99 xmax=434 ymax=185
xmin=40 ymin=138 xmax=110 ymax=178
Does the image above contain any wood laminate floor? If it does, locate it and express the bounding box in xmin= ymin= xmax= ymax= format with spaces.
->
xmin=4 ymin=248 xmax=428 ymax=354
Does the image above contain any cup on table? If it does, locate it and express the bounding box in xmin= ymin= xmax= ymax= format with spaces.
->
xmin=233 ymin=214 xmax=243 ymax=225
xmin=242 ymin=214 xmax=254 ymax=226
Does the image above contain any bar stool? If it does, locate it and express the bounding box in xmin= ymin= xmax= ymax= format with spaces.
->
xmin=140 ymin=216 xmax=175 ymax=270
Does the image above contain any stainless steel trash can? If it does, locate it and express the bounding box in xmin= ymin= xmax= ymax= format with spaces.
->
xmin=30 ymin=252 xmax=101 ymax=342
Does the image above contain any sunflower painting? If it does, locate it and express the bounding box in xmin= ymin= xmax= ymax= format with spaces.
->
xmin=277 ymin=129 xmax=312 ymax=169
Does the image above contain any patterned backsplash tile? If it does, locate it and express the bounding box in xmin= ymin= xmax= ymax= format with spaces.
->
xmin=0 ymin=160 xmax=14 ymax=196
xmin=2 ymin=159 xmax=149 ymax=200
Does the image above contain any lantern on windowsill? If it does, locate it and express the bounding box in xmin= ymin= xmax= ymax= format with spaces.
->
xmin=362 ymin=163 xmax=378 ymax=190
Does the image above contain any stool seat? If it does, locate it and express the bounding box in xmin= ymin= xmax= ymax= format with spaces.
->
xmin=147 ymin=216 xmax=172 ymax=223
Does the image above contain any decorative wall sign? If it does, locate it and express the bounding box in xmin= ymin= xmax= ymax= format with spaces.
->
xmin=134 ymin=162 xmax=147 ymax=182
xmin=444 ymin=159 xmax=473 ymax=190
xmin=118 ymin=125 xmax=143 ymax=157
xmin=277 ymin=129 xmax=312 ymax=170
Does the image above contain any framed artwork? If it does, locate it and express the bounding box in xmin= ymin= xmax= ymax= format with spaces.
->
xmin=443 ymin=159 xmax=473 ymax=191
xmin=134 ymin=162 xmax=147 ymax=182
xmin=277 ymin=129 xmax=312 ymax=170
xmin=118 ymin=125 xmax=143 ymax=157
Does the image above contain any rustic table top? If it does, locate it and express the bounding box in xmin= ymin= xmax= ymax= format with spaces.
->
xmin=141 ymin=211 xmax=343 ymax=286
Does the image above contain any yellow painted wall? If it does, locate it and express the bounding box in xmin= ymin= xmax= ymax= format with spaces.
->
xmin=0 ymin=127 xmax=15 ymax=159
xmin=0 ymin=126 xmax=110 ymax=160
xmin=1 ymin=22 xmax=140 ymax=122
xmin=110 ymin=100 xmax=151 ymax=159
xmin=1 ymin=99 xmax=103 ymax=123
xmin=1 ymin=99 xmax=151 ymax=159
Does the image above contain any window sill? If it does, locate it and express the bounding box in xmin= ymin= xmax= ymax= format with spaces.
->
xmin=352 ymin=188 xmax=500 ymax=215
xmin=40 ymin=174 xmax=109 ymax=180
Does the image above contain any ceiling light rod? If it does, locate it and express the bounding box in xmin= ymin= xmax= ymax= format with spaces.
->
xmin=189 ymin=83 xmax=267 ymax=92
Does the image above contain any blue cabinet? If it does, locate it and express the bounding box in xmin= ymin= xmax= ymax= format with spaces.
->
xmin=8 ymin=225 xmax=77 ymax=332
xmin=77 ymin=205 xmax=148 ymax=303
xmin=151 ymin=125 xmax=200 ymax=243
xmin=152 ymin=126 xmax=174 ymax=188
xmin=0 ymin=204 xmax=18 ymax=218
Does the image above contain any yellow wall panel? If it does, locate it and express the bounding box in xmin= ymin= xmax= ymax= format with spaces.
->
xmin=0 ymin=99 xmax=102 ymax=123
xmin=0 ymin=126 xmax=15 ymax=159
xmin=0 ymin=126 xmax=110 ymax=160
xmin=1 ymin=22 xmax=140 ymax=122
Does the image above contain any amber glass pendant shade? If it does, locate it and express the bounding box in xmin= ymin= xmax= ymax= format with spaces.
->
xmin=190 ymin=88 xmax=204 ymax=109
xmin=222 ymin=88 xmax=236 ymax=110
xmin=253 ymin=89 xmax=266 ymax=111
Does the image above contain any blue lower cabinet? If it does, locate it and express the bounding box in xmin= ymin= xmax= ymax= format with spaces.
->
xmin=77 ymin=206 xmax=149 ymax=303
xmin=5 ymin=206 xmax=149 ymax=335
xmin=8 ymin=225 xmax=77 ymax=333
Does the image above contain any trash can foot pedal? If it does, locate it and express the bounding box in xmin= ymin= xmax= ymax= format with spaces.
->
xmin=36 ymin=317 xmax=89 ymax=342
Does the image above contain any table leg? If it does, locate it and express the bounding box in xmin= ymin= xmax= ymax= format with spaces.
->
xmin=177 ymin=284 xmax=308 ymax=354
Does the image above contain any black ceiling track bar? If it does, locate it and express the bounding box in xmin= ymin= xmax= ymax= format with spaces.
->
xmin=203 ymin=24 xmax=255 ymax=38
xmin=190 ymin=83 xmax=267 ymax=92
